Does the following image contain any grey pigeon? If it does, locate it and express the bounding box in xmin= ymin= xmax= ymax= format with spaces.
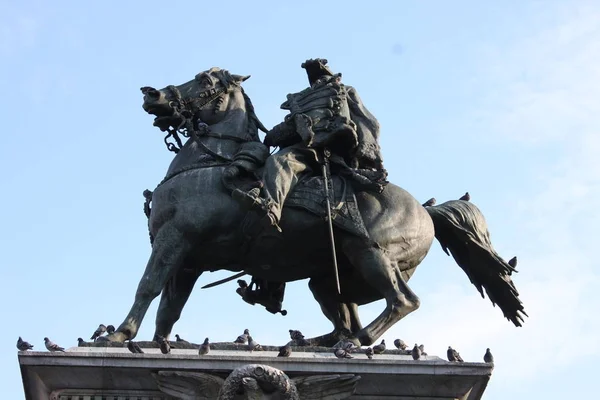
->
xmin=175 ymin=334 xmax=189 ymax=344
xmin=17 ymin=337 xmax=33 ymax=351
xmin=373 ymin=339 xmax=386 ymax=354
xmin=106 ymin=325 xmax=115 ymax=335
xmin=234 ymin=329 xmax=249 ymax=344
xmin=484 ymin=348 xmax=494 ymax=363
xmin=365 ymin=347 xmax=374 ymax=359
xmin=334 ymin=347 xmax=353 ymax=359
xmin=459 ymin=192 xmax=471 ymax=201
xmin=90 ymin=324 xmax=107 ymax=341
xmin=77 ymin=338 xmax=85 ymax=347
xmin=157 ymin=336 xmax=171 ymax=354
xmin=422 ymin=197 xmax=436 ymax=207
xmin=447 ymin=346 xmax=464 ymax=362
xmin=278 ymin=343 xmax=291 ymax=357
xmin=289 ymin=329 xmax=305 ymax=341
xmin=199 ymin=338 xmax=210 ymax=355
xmin=393 ymin=338 xmax=407 ymax=350
xmin=247 ymin=336 xmax=263 ymax=351
xmin=508 ymin=256 xmax=517 ymax=268
xmin=127 ymin=340 xmax=144 ymax=354
xmin=44 ymin=337 xmax=65 ymax=352
xmin=411 ymin=343 xmax=421 ymax=360
xmin=418 ymin=344 xmax=428 ymax=356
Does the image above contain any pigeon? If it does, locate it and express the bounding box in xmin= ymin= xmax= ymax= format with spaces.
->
xmin=447 ymin=346 xmax=464 ymax=362
xmin=459 ymin=192 xmax=471 ymax=201
xmin=44 ymin=337 xmax=65 ymax=352
xmin=175 ymin=334 xmax=189 ymax=344
xmin=508 ymin=256 xmax=517 ymax=268
xmin=393 ymin=339 xmax=407 ymax=350
xmin=334 ymin=347 xmax=353 ymax=359
xmin=247 ymin=336 xmax=263 ymax=351
xmin=411 ymin=343 xmax=421 ymax=360
xmin=365 ymin=347 xmax=374 ymax=359
xmin=127 ymin=340 xmax=144 ymax=354
xmin=373 ymin=339 xmax=386 ymax=354
xmin=17 ymin=337 xmax=34 ymax=351
xmin=157 ymin=336 xmax=171 ymax=354
xmin=234 ymin=329 xmax=249 ymax=344
xmin=418 ymin=344 xmax=428 ymax=356
xmin=106 ymin=325 xmax=115 ymax=335
xmin=422 ymin=198 xmax=436 ymax=207
xmin=90 ymin=324 xmax=107 ymax=341
xmin=278 ymin=343 xmax=291 ymax=357
xmin=77 ymin=338 xmax=85 ymax=347
xmin=484 ymin=348 xmax=494 ymax=363
xmin=199 ymin=338 xmax=210 ymax=355
xmin=289 ymin=329 xmax=305 ymax=341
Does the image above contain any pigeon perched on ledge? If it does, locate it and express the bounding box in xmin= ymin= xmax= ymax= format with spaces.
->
xmin=394 ymin=338 xmax=407 ymax=350
xmin=334 ymin=347 xmax=353 ymax=359
xmin=459 ymin=192 xmax=471 ymax=201
xmin=247 ymin=336 xmax=263 ymax=351
xmin=447 ymin=346 xmax=464 ymax=362
xmin=44 ymin=337 xmax=65 ymax=352
xmin=77 ymin=338 xmax=85 ymax=347
xmin=484 ymin=348 xmax=494 ymax=363
xmin=175 ymin=334 xmax=189 ymax=344
xmin=234 ymin=329 xmax=249 ymax=344
xmin=411 ymin=343 xmax=421 ymax=360
xmin=373 ymin=339 xmax=386 ymax=354
xmin=278 ymin=343 xmax=291 ymax=357
xmin=17 ymin=337 xmax=34 ymax=351
xmin=365 ymin=347 xmax=374 ymax=359
xmin=418 ymin=344 xmax=427 ymax=356
xmin=199 ymin=338 xmax=210 ymax=355
xmin=90 ymin=324 xmax=107 ymax=341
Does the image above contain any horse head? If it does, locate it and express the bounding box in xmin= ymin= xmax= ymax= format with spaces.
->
xmin=141 ymin=67 xmax=255 ymax=135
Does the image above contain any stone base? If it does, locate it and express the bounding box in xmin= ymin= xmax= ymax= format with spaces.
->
xmin=19 ymin=344 xmax=492 ymax=399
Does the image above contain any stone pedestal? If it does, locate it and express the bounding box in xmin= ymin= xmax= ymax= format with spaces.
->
xmin=19 ymin=344 xmax=492 ymax=399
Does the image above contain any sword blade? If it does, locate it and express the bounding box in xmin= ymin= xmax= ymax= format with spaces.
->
xmin=200 ymin=272 xmax=247 ymax=289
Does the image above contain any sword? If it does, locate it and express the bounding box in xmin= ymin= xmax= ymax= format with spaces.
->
xmin=322 ymin=148 xmax=341 ymax=296
xmin=200 ymin=272 xmax=247 ymax=289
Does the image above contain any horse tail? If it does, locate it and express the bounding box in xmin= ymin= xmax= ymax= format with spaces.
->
xmin=425 ymin=199 xmax=527 ymax=327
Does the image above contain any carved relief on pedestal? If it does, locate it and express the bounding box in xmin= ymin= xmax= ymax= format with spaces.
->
xmin=153 ymin=363 xmax=360 ymax=400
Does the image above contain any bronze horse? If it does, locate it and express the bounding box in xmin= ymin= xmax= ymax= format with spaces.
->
xmin=107 ymin=67 xmax=526 ymax=346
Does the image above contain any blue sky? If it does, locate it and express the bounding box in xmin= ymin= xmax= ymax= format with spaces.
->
xmin=1 ymin=1 xmax=598 ymax=398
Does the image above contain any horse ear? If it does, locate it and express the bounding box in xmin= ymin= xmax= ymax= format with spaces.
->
xmin=231 ymin=74 xmax=251 ymax=84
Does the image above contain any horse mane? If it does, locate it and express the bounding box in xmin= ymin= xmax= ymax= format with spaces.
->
xmin=209 ymin=67 xmax=268 ymax=142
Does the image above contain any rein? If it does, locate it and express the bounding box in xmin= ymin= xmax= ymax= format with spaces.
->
xmin=161 ymin=84 xmax=251 ymax=155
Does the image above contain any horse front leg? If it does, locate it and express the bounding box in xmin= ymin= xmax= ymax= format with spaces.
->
xmin=108 ymin=224 xmax=192 ymax=342
xmin=153 ymin=265 xmax=202 ymax=341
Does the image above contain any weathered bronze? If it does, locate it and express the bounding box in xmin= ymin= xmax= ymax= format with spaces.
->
xmin=107 ymin=60 xmax=526 ymax=347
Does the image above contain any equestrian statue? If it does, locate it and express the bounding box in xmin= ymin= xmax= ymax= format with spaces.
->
xmin=106 ymin=59 xmax=526 ymax=346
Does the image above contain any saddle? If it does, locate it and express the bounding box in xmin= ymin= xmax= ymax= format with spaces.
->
xmin=239 ymin=174 xmax=371 ymax=241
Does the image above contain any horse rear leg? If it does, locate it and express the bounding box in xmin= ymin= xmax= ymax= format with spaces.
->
xmin=342 ymin=239 xmax=420 ymax=346
xmin=109 ymin=224 xmax=192 ymax=342
xmin=153 ymin=264 xmax=202 ymax=341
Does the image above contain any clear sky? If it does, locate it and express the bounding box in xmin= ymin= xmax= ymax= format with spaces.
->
xmin=1 ymin=1 xmax=598 ymax=398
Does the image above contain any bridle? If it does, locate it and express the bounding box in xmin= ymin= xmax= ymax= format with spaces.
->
xmin=161 ymin=84 xmax=249 ymax=154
